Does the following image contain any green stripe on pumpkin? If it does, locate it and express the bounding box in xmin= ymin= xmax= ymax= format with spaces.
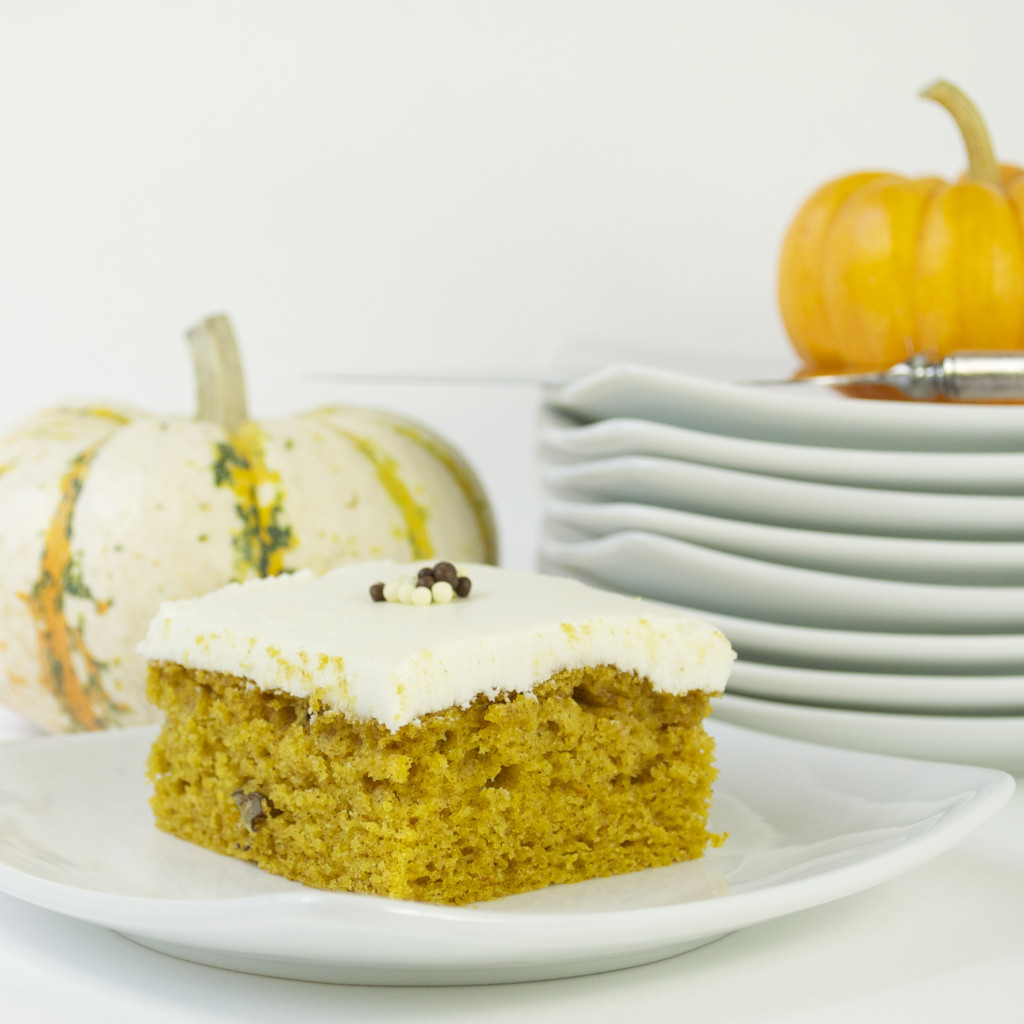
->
xmin=213 ymin=422 xmax=297 ymax=579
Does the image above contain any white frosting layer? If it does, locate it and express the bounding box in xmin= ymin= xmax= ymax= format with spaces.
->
xmin=138 ymin=561 xmax=734 ymax=730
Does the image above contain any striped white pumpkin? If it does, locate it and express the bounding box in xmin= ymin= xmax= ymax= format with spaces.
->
xmin=0 ymin=316 xmax=497 ymax=732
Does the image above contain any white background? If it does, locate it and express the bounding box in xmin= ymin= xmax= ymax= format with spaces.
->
xmin=3 ymin=1 xmax=1024 ymax=566
xmin=2 ymin=7 xmax=1024 ymax=1020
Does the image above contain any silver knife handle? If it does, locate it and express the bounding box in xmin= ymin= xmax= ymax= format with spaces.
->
xmin=940 ymin=351 xmax=1024 ymax=400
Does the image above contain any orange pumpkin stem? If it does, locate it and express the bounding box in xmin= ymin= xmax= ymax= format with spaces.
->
xmin=186 ymin=313 xmax=250 ymax=432
xmin=919 ymin=79 xmax=1001 ymax=187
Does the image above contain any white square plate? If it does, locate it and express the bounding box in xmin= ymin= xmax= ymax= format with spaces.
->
xmin=0 ymin=722 xmax=1012 ymax=985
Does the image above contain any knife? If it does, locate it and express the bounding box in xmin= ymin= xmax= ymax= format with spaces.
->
xmin=314 ymin=350 xmax=1024 ymax=401
xmin=755 ymin=351 xmax=1024 ymax=401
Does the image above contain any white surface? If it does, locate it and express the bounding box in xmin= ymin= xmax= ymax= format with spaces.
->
xmin=540 ymin=532 xmax=1024 ymax=633
xmin=3 ymin=1 xmax=1024 ymax=1018
xmin=0 ymin=721 xmax=1012 ymax=986
xmin=543 ymin=456 xmax=1024 ymax=540
xmin=727 ymin=659 xmax=1024 ymax=715
xmin=550 ymin=364 xmax=1024 ymax=451
xmin=541 ymin=408 xmax=1024 ymax=494
xmin=715 ymin=694 xmax=1024 ymax=775
xmin=138 ymin=561 xmax=732 ymax=727
xmin=544 ymin=495 xmax=1024 ymax=585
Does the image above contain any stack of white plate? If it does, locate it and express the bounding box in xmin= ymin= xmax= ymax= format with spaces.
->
xmin=538 ymin=363 xmax=1024 ymax=772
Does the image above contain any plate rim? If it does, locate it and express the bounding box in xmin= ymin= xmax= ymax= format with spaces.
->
xmin=540 ymin=531 xmax=1024 ymax=634
xmin=540 ymin=407 xmax=1024 ymax=493
xmin=549 ymin=363 xmax=1024 ymax=451
xmin=543 ymin=494 xmax=1024 ymax=585
xmin=726 ymin=658 xmax=1024 ymax=715
xmin=542 ymin=453 xmax=1024 ymax=526
xmin=714 ymin=692 xmax=1024 ymax=773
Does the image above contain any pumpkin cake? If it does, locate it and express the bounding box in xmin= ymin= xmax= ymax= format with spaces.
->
xmin=139 ymin=560 xmax=734 ymax=905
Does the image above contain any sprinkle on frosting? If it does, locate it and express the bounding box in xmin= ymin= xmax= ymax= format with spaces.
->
xmin=370 ymin=561 xmax=472 ymax=606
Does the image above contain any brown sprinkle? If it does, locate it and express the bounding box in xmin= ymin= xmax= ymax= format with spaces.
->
xmin=433 ymin=561 xmax=459 ymax=586
xmin=369 ymin=581 xmax=386 ymax=602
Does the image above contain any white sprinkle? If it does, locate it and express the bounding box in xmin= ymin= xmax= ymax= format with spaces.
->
xmin=411 ymin=585 xmax=433 ymax=606
xmin=431 ymin=580 xmax=454 ymax=604
xmin=398 ymin=582 xmax=416 ymax=604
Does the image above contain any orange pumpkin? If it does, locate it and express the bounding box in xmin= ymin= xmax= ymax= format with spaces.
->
xmin=778 ymin=80 xmax=1024 ymax=376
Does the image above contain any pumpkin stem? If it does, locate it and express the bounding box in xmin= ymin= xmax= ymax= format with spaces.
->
xmin=919 ymin=79 xmax=1001 ymax=187
xmin=186 ymin=313 xmax=249 ymax=432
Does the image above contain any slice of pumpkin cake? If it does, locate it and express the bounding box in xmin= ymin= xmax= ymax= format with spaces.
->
xmin=139 ymin=560 xmax=734 ymax=905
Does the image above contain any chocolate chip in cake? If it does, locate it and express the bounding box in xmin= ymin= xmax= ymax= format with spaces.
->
xmin=232 ymin=790 xmax=269 ymax=832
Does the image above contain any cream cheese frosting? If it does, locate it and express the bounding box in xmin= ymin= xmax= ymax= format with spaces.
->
xmin=138 ymin=561 xmax=734 ymax=730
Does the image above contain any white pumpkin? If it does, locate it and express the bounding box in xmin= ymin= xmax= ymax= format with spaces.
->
xmin=0 ymin=315 xmax=497 ymax=731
